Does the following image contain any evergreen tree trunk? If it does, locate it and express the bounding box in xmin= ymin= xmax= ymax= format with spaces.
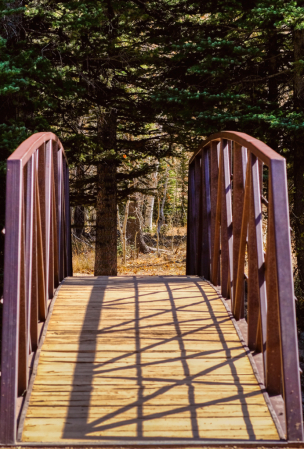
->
xmin=74 ymin=206 xmax=85 ymax=238
xmin=293 ymin=28 xmax=304 ymax=293
xmin=94 ymin=110 xmax=117 ymax=275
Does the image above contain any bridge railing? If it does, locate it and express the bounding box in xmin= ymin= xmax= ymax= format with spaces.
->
xmin=187 ymin=131 xmax=303 ymax=441
xmin=0 ymin=132 xmax=72 ymax=444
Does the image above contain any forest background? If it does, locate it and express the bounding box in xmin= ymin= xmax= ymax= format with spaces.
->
xmin=1 ymin=0 xmax=304 ymax=329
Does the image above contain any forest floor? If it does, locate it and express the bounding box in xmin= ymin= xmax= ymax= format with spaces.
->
xmin=117 ymin=250 xmax=186 ymax=276
xmin=72 ymin=227 xmax=187 ymax=276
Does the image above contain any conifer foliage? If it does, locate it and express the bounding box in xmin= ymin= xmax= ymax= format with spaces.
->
xmin=1 ymin=0 xmax=304 ymax=314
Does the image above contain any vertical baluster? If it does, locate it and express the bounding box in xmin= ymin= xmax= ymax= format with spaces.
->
xmin=52 ymin=184 xmax=59 ymax=288
xmin=52 ymin=144 xmax=59 ymax=288
xmin=25 ymin=156 xmax=36 ymax=350
xmin=212 ymin=141 xmax=222 ymax=285
xmin=62 ymin=167 xmax=67 ymax=278
xmin=45 ymin=140 xmax=54 ymax=298
xmin=223 ymin=140 xmax=233 ymax=303
xmin=233 ymin=144 xmax=247 ymax=318
xmin=220 ymin=140 xmax=229 ymax=298
xmin=30 ymin=167 xmax=38 ymax=350
xmin=64 ymin=160 xmax=73 ymax=276
xmin=186 ymin=162 xmax=196 ymax=275
xmin=247 ymin=152 xmax=260 ymax=350
xmin=36 ymin=152 xmax=46 ymax=320
xmin=210 ymin=141 xmax=220 ymax=284
xmin=265 ymin=170 xmax=281 ymax=395
xmin=202 ymin=148 xmax=211 ymax=279
xmin=57 ymin=150 xmax=64 ymax=281
xmin=197 ymin=156 xmax=203 ymax=276
xmin=18 ymin=166 xmax=28 ymax=395
xmin=251 ymin=154 xmax=267 ymax=376
xmin=271 ymin=159 xmax=303 ymax=441
xmin=0 ymin=159 xmax=23 ymax=443
xmin=38 ymin=143 xmax=48 ymax=302
xmin=234 ymin=157 xmax=250 ymax=321
xmin=194 ymin=156 xmax=202 ymax=275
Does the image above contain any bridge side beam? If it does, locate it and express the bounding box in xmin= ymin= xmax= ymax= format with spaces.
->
xmin=0 ymin=160 xmax=22 ymax=444
xmin=271 ymin=158 xmax=304 ymax=441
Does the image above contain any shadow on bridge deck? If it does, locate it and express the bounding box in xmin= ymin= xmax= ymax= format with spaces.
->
xmin=20 ymin=276 xmax=280 ymax=443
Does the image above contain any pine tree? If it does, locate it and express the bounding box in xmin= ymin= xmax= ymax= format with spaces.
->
xmin=1 ymin=0 xmax=179 ymax=275
xmin=146 ymin=0 xmax=304 ymax=304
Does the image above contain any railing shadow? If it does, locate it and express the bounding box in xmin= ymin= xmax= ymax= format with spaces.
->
xmin=62 ymin=276 xmax=275 ymax=441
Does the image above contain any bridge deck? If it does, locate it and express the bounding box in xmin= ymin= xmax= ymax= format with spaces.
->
xmin=21 ymin=276 xmax=280 ymax=443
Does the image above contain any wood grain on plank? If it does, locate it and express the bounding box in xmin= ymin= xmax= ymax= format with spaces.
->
xmin=22 ymin=276 xmax=280 ymax=442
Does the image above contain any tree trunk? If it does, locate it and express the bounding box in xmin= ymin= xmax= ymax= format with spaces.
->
xmin=122 ymin=199 xmax=130 ymax=264
xmin=94 ymin=110 xmax=117 ymax=275
xmin=157 ymin=167 xmax=169 ymax=234
xmin=293 ymin=29 xmax=304 ymax=293
xmin=127 ymin=196 xmax=150 ymax=254
xmin=145 ymin=196 xmax=155 ymax=230
xmin=144 ymin=164 xmax=159 ymax=229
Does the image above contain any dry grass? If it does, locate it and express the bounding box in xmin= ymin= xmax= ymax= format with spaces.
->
xmin=72 ymin=247 xmax=95 ymax=274
xmin=118 ymin=247 xmax=186 ymax=276
xmin=72 ymin=229 xmax=187 ymax=276
xmin=73 ymin=250 xmax=186 ymax=276
xmin=163 ymin=225 xmax=187 ymax=237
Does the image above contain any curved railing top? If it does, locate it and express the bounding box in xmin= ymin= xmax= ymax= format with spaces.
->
xmin=7 ymin=132 xmax=68 ymax=166
xmin=0 ymin=132 xmax=72 ymax=444
xmin=187 ymin=131 xmax=303 ymax=442
xmin=189 ymin=131 xmax=284 ymax=165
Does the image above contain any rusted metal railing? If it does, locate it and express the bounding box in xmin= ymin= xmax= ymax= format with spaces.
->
xmin=0 ymin=132 xmax=72 ymax=444
xmin=187 ymin=131 xmax=303 ymax=442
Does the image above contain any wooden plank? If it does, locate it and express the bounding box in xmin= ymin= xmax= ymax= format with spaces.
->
xmin=21 ymin=277 xmax=279 ymax=443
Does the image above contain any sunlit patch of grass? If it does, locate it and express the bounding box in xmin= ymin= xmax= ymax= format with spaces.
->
xmin=72 ymin=248 xmax=94 ymax=274
xmin=72 ymin=228 xmax=187 ymax=276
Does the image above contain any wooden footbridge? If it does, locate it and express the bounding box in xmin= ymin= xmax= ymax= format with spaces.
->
xmin=0 ymin=131 xmax=303 ymax=445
